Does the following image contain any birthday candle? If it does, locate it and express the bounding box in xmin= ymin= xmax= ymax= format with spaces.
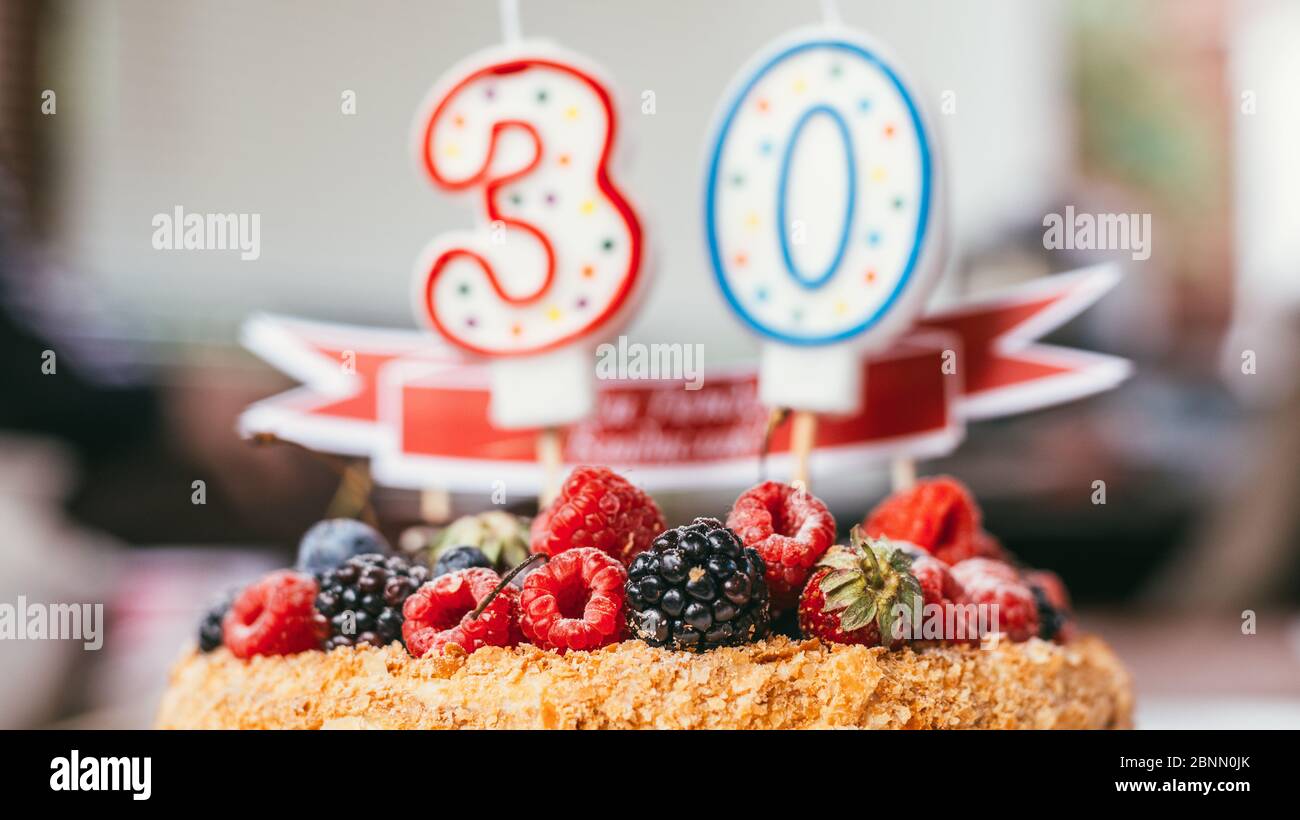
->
xmin=412 ymin=41 xmax=643 ymax=429
xmin=704 ymin=25 xmax=946 ymax=414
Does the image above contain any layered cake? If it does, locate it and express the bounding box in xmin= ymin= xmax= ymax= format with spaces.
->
xmin=158 ymin=470 xmax=1132 ymax=729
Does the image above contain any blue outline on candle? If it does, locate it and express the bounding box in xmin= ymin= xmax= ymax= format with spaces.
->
xmin=776 ymin=104 xmax=856 ymax=290
xmin=705 ymin=39 xmax=932 ymax=346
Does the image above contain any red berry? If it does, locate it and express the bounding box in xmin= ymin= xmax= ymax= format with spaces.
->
xmin=796 ymin=533 xmax=926 ymax=648
xmin=727 ymin=481 xmax=836 ymax=611
xmin=518 ymin=547 xmax=628 ymax=652
xmin=798 ymin=566 xmax=886 ymax=647
xmin=401 ymin=568 xmax=520 ymax=658
xmin=862 ymin=476 xmax=981 ymax=565
xmin=222 ymin=570 xmax=327 ymax=658
xmin=907 ymin=549 xmax=964 ymax=609
xmin=950 ymin=558 xmax=1039 ymax=643
xmin=530 ymin=466 xmax=666 ymax=567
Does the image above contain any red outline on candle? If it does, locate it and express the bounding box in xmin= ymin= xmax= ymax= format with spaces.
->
xmin=419 ymin=58 xmax=643 ymax=357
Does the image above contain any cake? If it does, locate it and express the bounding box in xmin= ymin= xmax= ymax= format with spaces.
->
xmin=158 ymin=471 xmax=1133 ymax=730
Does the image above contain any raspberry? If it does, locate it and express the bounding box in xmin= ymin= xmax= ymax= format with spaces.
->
xmin=222 ymin=570 xmax=328 ymax=658
xmin=401 ymin=568 xmax=520 ymax=658
xmin=862 ymin=476 xmax=981 ymax=565
xmin=727 ymin=481 xmax=836 ymax=611
xmin=518 ymin=548 xmax=628 ymax=651
xmin=530 ymin=466 xmax=665 ymax=567
xmin=950 ymin=558 xmax=1039 ymax=643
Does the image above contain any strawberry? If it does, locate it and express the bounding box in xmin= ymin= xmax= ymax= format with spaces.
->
xmin=797 ymin=527 xmax=928 ymax=648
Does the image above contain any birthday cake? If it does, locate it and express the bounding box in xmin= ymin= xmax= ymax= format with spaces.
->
xmin=157 ymin=472 xmax=1133 ymax=730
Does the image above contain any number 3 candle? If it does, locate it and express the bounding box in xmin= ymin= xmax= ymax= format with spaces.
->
xmin=412 ymin=36 xmax=643 ymax=432
xmin=704 ymin=23 xmax=947 ymax=423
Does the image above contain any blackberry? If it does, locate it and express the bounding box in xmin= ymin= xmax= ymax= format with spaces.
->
xmin=197 ymin=593 xmax=234 ymax=652
xmin=624 ymin=518 xmax=771 ymax=652
xmin=315 ymin=553 xmax=430 ymax=650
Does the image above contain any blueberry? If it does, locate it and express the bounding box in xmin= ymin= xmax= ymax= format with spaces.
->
xmin=433 ymin=546 xmax=493 ymax=577
xmin=295 ymin=519 xmax=391 ymax=574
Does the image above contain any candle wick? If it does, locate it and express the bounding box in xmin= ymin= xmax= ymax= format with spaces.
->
xmin=499 ymin=0 xmax=523 ymax=43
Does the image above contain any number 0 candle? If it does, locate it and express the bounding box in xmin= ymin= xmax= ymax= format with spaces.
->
xmin=412 ymin=42 xmax=644 ymax=429
xmin=704 ymin=26 xmax=946 ymax=414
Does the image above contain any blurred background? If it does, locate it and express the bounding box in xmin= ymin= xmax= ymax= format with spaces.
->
xmin=2 ymin=0 xmax=1298 ymax=728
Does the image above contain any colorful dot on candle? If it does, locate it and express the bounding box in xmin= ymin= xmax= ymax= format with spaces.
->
xmin=892 ymin=196 xmax=905 ymax=210
xmin=830 ymin=62 xmax=843 ymax=78
xmin=857 ymin=98 xmax=872 ymax=113
xmin=453 ymin=114 xmax=466 ymax=128
xmin=484 ymin=87 xmax=497 ymax=101
xmin=457 ymin=282 xmax=471 ymax=296
xmin=834 ymin=300 xmax=848 ymax=316
xmin=871 ymin=167 xmax=887 ymax=182
xmin=735 ymin=251 xmax=749 ymax=267
xmin=755 ymin=286 xmax=769 ymax=301
xmin=444 ymin=143 xmax=461 ymax=158
xmin=558 ymin=153 xmax=571 ymax=167
xmin=601 ymin=238 xmax=615 ymax=252
xmin=575 ymin=296 xmax=588 ymax=309
xmin=465 ymin=316 xmax=478 ymax=328
xmin=510 ymin=323 xmax=523 ymax=337
xmin=565 ymin=106 xmax=579 ymax=120
xmin=865 ymin=269 xmax=877 ymax=284
xmin=756 ymin=98 xmax=770 ymax=113
xmin=793 ymin=78 xmax=807 ymax=93
xmin=581 ymin=264 xmax=595 ymax=279
xmin=867 ymin=230 xmax=881 ymax=246
xmin=546 ymin=305 xmax=562 ymax=321
xmin=884 ymin=124 xmax=896 ymax=138
xmin=509 ymin=192 xmax=523 ymax=206
xmin=545 ymin=191 xmax=558 ymax=206
xmin=745 ymin=211 xmax=759 ymax=229
xmin=759 ymin=140 xmax=773 ymax=156
xmin=536 ymin=89 xmax=548 ymax=103
xmin=731 ymin=173 xmax=745 ymax=187
xmin=580 ymin=200 xmax=596 ymax=215
xmin=791 ymin=308 xmax=804 ymax=323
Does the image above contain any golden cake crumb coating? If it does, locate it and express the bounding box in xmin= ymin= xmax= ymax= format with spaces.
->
xmin=157 ymin=634 xmax=1132 ymax=729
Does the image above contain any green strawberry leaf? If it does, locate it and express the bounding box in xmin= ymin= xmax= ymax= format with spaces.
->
xmin=839 ymin=597 xmax=877 ymax=632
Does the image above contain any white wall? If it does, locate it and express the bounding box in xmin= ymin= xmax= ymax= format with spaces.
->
xmin=47 ymin=0 xmax=1067 ymax=361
